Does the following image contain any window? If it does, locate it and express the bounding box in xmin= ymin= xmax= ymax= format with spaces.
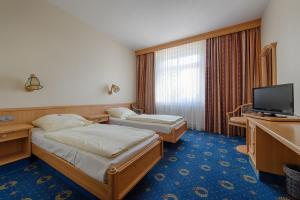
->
xmin=155 ymin=40 xmax=206 ymax=130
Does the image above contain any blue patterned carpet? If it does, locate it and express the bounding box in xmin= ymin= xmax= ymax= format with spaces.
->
xmin=0 ymin=130 xmax=289 ymax=200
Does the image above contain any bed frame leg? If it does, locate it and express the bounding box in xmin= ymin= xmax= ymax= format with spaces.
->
xmin=107 ymin=167 xmax=118 ymax=200
xmin=159 ymin=136 xmax=164 ymax=156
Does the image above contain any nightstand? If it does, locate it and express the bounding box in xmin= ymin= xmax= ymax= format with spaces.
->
xmin=85 ymin=114 xmax=109 ymax=124
xmin=0 ymin=124 xmax=33 ymax=166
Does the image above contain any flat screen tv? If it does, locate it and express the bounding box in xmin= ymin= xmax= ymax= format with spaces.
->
xmin=252 ymin=83 xmax=294 ymax=116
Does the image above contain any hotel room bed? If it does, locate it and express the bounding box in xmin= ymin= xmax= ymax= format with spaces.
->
xmin=109 ymin=116 xmax=187 ymax=143
xmin=30 ymin=117 xmax=163 ymax=200
xmin=110 ymin=117 xmax=185 ymax=133
xmin=32 ymin=128 xmax=159 ymax=182
xmin=106 ymin=108 xmax=188 ymax=143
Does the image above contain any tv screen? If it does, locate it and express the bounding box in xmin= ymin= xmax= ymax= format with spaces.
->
xmin=253 ymin=84 xmax=294 ymax=116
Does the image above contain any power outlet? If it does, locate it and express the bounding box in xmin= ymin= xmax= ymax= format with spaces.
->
xmin=0 ymin=115 xmax=15 ymax=122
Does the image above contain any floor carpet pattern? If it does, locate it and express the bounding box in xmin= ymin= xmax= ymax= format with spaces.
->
xmin=0 ymin=130 xmax=290 ymax=200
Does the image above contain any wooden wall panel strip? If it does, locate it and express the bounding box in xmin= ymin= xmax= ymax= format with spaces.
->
xmin=135 ymin=19 xmax=261 ymax=55
xmin=0 ymin=103 xmax=131 ymax=125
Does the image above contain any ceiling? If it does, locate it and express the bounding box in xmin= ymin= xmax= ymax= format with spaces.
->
xmin=47 ymin=0 xmax=270 ymax=50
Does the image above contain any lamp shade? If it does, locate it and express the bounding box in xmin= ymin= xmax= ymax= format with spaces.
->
xmin=108 ymin=84 xmax=120 ymax=95
xmin=111 ymin=84 xmax=120 ymax=93
xmin=25 ymin=74 xmax=43 ymax=91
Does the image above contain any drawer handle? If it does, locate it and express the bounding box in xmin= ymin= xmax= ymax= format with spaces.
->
xmin=1 ymin=134 xmax=7 ymax=138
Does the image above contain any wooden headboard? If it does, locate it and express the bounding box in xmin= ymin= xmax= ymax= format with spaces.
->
xmin=0 ymin=103 xmax=131 ymax=126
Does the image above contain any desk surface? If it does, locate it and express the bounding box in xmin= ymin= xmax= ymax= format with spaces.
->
xmin=248 ymin=118 xmax=300 ymax=155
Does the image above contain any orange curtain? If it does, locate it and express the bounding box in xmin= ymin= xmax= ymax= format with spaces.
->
xmin=205 ymin=27 xmax=261 ymax=134
xmin=136 ymin=52 xmax=155 ymax=114
xmin=244 ymin=28 xmax=262 ymax=103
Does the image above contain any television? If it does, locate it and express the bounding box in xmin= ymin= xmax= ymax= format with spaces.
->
xmin=252 ymin=83 xmax=294 ymax=116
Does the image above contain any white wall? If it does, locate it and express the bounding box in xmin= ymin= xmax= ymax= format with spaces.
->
xmin=0 ymin=0 xmax=135 ymax=108
xmin=262 ymin=0 xmax=300 ymax=115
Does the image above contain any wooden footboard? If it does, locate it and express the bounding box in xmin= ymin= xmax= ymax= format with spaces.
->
xmin=158 ymin=121 xmax=187 ymax=143
xmin=108 ymin=139 xmax=163 ymax=199
xmin=32 ymin=137 xmax=163 ymax=200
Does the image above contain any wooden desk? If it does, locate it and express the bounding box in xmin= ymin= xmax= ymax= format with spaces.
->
xmin=246 ymin=118 xmax=300 ymax=176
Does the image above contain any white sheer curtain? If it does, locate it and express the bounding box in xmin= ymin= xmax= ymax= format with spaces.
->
xmin=155 ymin=40 xmax=206 ymax=130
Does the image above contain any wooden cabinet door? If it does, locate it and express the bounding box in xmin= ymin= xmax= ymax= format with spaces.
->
xmin=247 ymin=120 xmax=256 ymax=165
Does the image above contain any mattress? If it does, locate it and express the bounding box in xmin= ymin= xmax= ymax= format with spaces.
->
xmin=31 ymin=128 xmax=159 ymax=183
xmin=109 ymin=117 xmax=185 ymax=134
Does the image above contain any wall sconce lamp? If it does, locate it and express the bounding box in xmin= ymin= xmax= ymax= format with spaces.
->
xmin=25 ymin=74 xmax=43 ymax=92
xmin=108 ymin=84 xmax=120 ymax=95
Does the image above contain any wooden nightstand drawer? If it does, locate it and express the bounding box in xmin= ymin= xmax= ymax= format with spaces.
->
xmin=0 ymin=130 xmax=29 ymax=142
xmin=0 ymin=124 xmax=33 ymax=166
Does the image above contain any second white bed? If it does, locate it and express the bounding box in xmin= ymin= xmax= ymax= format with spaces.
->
xmin=32 ymin=127 xmax=159 ymax=183
xmin=109 ymin=117 xmax=185 ymax=134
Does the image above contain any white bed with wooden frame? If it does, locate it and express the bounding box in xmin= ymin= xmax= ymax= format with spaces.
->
xmin=110 ymin=117 xmax=187 ymax=143
xmin=0 ymin=104 xmax=164 ymax=200
xmin=32 ymin=135 xmax=163 ymax=200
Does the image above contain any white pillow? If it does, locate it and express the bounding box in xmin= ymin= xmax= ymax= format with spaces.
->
xmin=106 ymin=107 xmax=137 ymax=119
xmin=32 ymin=114 xmax=93 ymax=132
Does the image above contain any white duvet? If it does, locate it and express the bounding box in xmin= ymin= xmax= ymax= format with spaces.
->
xmin=44 ymin=124 xmax=155 ymax=158
xmin=127 ymin=114 xmax=183 ymax=125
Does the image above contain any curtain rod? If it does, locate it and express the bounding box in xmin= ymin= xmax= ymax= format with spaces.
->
xmin=135 ymin=18 xmax=261 ymax=56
